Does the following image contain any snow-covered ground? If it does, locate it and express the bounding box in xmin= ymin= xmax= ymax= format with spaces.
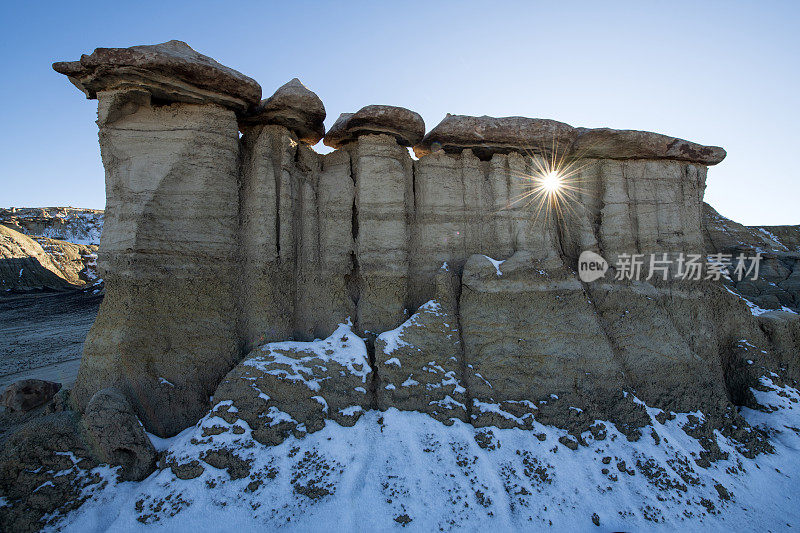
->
xmin=48 ymin=375 xmax=800 ymax=531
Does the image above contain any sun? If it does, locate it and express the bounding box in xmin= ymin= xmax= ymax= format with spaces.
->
xmin=540 ymin=171 xmax=563 ymax=193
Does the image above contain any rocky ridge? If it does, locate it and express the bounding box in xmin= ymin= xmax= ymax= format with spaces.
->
xmin=0 ymin=39 xmax=798 ymax=531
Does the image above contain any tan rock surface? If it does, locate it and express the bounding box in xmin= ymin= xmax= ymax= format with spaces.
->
xmin=0 ymin=225 xmax=86 ymax=291
xmin=72 ymin=89 xmax=242 ymax=437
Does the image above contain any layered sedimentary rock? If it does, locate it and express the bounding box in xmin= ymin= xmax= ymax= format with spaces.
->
xmin=50 ymin=41 xmax=800 ymax=449
xmin=54 ymin=41 xmax=251 ymax=436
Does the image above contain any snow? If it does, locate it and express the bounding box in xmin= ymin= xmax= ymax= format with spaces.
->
xmin=36 ymin=371 xmax=800 ymax=531
xmin=338 ymin=406 xmax=363 ymax=417
xmin=8 ymin=208 xmax=104 ymax=245
xmin=757 ymin=227 xmax=784 ymax=247
xmin=724 ymin=286 xmax=798 ymax=316
xmin=312 ymin=396 xmax=329 ymax=414
xmin=481 ymin=255 xmax=505 ymax=276
xmin=243 ymin=323 xmax=371 ymax=389
xmin=377 ymin=300 xmax=442 ymax=354
xmin=384 ymin=357 xmax=401 ymax=368
xmin=401 ymin=376 xmax=419 ymax=387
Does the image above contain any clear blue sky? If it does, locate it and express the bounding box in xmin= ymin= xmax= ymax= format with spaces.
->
xmin=1 ymin=1 xmax=798 ymax=225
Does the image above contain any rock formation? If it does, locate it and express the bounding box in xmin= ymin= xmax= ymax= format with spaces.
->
xmin=0 ymin=37 xmax=797 ymax=531
xmin=45 ymin=40 xmax=800 ymax=444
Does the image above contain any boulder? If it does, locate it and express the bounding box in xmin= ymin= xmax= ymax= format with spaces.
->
xmin=82 ymin=388 xmax=157 ymax=481
xmin=413 ymin=114 xmax=576 ymax=159
xmin=1 ymin=379 xmax=62 ymax=412
xmin=52 ymin=40 xmax=261 ymax=111
xmin=0 ymin=412 xmax=99 ymax=532
xmin=572 ymin=127 xmax=727 ymax=165
xmin=240 ymin=78 xmax=326 ymax=144
xmin=324 ymin=105 xmax=425 ymax=148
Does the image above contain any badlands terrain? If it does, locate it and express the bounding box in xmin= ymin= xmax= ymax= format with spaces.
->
xmin=1 ymin=40 xmax=799 ymax=532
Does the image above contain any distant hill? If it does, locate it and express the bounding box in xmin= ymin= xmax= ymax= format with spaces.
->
xmin=0 ymin=208 xmax=103 ymax=293
xmin=0 ymin=207 xmax=103 ymax=246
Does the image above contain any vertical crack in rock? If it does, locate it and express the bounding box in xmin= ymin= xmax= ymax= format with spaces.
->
xmin=452 ymin=269 xmax=473 ymax=422
xmin=504 ymin=155 xmax=515 ymax=252
xmin=620 ymin=161 xmax=642 ymax=253
xmin=235 ymin=131 xmax=248 ymax=356
xmin=345 ymin=150 xmax=361 ymax=321
xmin=274 ymin=143 xmax=282 ymax=260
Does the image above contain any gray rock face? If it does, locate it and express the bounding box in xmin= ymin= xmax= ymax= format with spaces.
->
xmin=704 ymin=203 xmax=800 ymax=311
xmin=460 ymin=251 xmax=623 ymax=429
xmin=241 ymin=78 xmax=326 ymax=144
xmin=83 ymin=388 xmax=156 ymax=481
xmin=1 ymin=379 xmax=62 ymax=412
xmin=52 ymin=40 xmax=261 ymax=111
xmin=324 ymin=105 xmax=425 ymax=148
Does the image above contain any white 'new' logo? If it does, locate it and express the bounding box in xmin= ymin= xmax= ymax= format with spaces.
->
xmin=578 ymin=250 xmax=608 ymax=282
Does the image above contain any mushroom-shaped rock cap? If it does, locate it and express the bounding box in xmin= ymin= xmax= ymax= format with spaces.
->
xmin=323 ymin=105 xmax=425 ymax=149
xmin=240 ymin=78 xmax=326 ymax=144
xmin=415 ymin=114 xmax=727 ymax=165
xmin=414 ymin=114 xmax=577 ymax=160
xmin=572 ymin=128 xmax=726 ymax=165
xmin=52 ymin=40 xmax=261 ymax=112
